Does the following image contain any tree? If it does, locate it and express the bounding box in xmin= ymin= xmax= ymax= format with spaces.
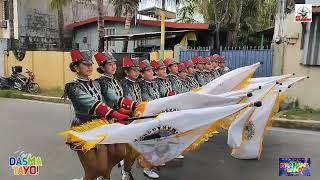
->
xmin=97 ymin=0 xmax=105 ymax=52
xmin=110 ymin=0 xmax=139 ymax=52
xmin=50 ymin=0 xmax=72 ymax=50
xmin=180 ymin=0 xmax=278 ymax=47
xmin=111 ymin=0 xmax=181 ymax=52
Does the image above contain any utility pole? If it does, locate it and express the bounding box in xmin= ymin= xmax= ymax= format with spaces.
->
xmin=160 ymin=0 xmax=166 ymax=60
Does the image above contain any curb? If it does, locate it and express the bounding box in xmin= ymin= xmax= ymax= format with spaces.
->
xmin=19 ymin=94 xmax=68 ymax=104
xmin=272 ymin=118 xmax=320 ymax=131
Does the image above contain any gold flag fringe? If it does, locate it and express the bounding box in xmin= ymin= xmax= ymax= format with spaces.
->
xmin=183 ymin=105 xmax=249 ymax=153
xmin=59 ymin=119 xmax=110 ymax=152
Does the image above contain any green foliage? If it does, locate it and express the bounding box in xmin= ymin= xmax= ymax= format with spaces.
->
xmin=109 ymin=0 xmax=139 ymax=16
xmin=179 ymin=0 xmax=279 ymax=46
xmin=49 ymin=0 xmax=72 ymax=10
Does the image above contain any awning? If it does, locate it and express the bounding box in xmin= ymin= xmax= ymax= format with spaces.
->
xmin=104 ymin=30 xmax=195 ymax=41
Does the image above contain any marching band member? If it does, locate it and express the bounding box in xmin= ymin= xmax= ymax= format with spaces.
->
xmin=94 ymin=52 xmax=140 ymax=173
xmin=177 ymin=63 xmax=190 ymax=91
xmin=139 ymin=60 xmax=161 ymax=102
xmin=151 ymin=60 xmax=176 ymax=97
xmin=139 ymin=59 xmax=161 ymax=179
xmin=164 ymin=58 xmax=188 ymax=94
xmin=121 ymin=56 xmax=142 ymax=180
xmin=203 ymin=56 xmax=214 ymax=84
xmin=192 ymin=56 xmax=207 ymax=86
xmin=218 ymin=56 xmax=230 ymax=75
xmin=64 ymin=50 xmax=129 ymax=180
xmin=183 ymin=60 xmax=200 ymax=90
xmin=209 ymin=54 xmax=221 ymax=79
xmin=121 ymin=57 xmax=142 ymax=103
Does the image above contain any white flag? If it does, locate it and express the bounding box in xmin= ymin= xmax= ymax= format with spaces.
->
xmin=61 ymin=103 xmax=252 ymax=165
xmin=249 ymin=74 xmax=294 ymax=84
xmin=227 ymin=83 xmax=275 ymax=148
xmin=199 ymin=63 xmax=261 ymax=94
xmin=137 ymin=92 xmax=246 ymax=117
xmin=230 ymin=90 xmax=279 ymax=159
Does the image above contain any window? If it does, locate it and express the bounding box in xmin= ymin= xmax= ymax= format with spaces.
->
xmin=2 ymin=0 xmax=9 ymax=20
xmin=105 ymin=28 xmax=115 ymax=46
xmin=302 ymin=15 xmax=320 ymax=65
xmin=82 ymin=37 xmax=87 ymax=43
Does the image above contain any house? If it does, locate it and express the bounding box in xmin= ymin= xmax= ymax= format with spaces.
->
xmin=272 ymin=0 xmax=320 ymax=108
xmin=66 ymin=16 xmax=210 ymax=53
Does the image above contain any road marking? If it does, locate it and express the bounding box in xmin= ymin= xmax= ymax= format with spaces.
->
xmin=270 ymin=127 xmax=320 ymax=136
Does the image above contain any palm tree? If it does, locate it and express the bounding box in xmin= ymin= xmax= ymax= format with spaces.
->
xmin=50 ymin=0 xmax=73 ymax=50
xmin=111 ymin=0 xmax=181 ymax=52
xmin=111 ymin=0 xmax=139 ymax=52
xmin=97 ymin=0 xmax=105 ymax=52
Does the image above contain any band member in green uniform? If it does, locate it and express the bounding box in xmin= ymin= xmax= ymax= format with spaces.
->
xmin=64 ymin=50 xmax=129 ymax=180
xmin=151 ymin=60 xmax=176 ymax=97
xmin=183 ymin=60 xmax=200 ymax=90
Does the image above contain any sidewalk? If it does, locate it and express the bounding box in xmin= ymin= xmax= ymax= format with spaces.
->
xmin=272 ymin=118 xmax=320 ymax=131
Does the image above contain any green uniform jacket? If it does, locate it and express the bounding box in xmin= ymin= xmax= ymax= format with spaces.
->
xmin=64 ymin=78 xmax=104 ymax=126
xmin=154 ymin=76 xmax=174 ymax=98
xmin=211 ymin=69 xmax=220 ymax=79
xmin=167 ymin=73 xmax=188 ymax=94
xmin=139 ymin=79 xmax=161 ymax=101
xmin=96 ymin=74 xmax=124 ymax=109
xmin=121 ymin=77 xmax=142 ymax=103
xmin=204 ymin=70 xmax=214 ymax=84
xmin=194 ymin=70 xmax=207 ymax=86
xmin=185 ymin=74 xmax=200 ymax=90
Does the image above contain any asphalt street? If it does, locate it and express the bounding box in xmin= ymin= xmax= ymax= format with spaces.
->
xmin=0 ymin=98 xmax=319 ymax=180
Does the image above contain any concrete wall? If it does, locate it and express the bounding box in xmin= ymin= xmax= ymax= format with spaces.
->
xmin=74 ymin=22 xmax=160 ymax=52
xmin=273 ymin=13 xmax=320 ymax=109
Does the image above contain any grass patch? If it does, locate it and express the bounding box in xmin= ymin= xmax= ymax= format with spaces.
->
xmin=0 ymin=90 xmax=23 ymax=98
xmin=281 ymin=107 xmax=320 ymax=121
xmin=0 ymin=89 xmax=67 ymax=104
xmin=38 ymin=87 xmax=64 ymax=97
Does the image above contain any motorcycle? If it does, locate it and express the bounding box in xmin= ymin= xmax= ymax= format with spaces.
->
xmin=0 ymin=66 xmax=40 ymax=94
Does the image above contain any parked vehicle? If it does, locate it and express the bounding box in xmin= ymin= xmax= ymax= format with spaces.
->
xmin=0 ymin=66 xmax=40 ymax=93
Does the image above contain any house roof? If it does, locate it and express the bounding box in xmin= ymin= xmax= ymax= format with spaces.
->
xmin=65 ymin=16 xmax=209 ymax=30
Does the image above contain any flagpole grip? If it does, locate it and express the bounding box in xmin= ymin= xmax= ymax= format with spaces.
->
xmin=251 ymin=101 xmax=262 ymax=107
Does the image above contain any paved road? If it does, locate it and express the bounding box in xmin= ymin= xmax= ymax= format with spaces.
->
xmin=0 ymin=98 xmax=319 ymax=180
